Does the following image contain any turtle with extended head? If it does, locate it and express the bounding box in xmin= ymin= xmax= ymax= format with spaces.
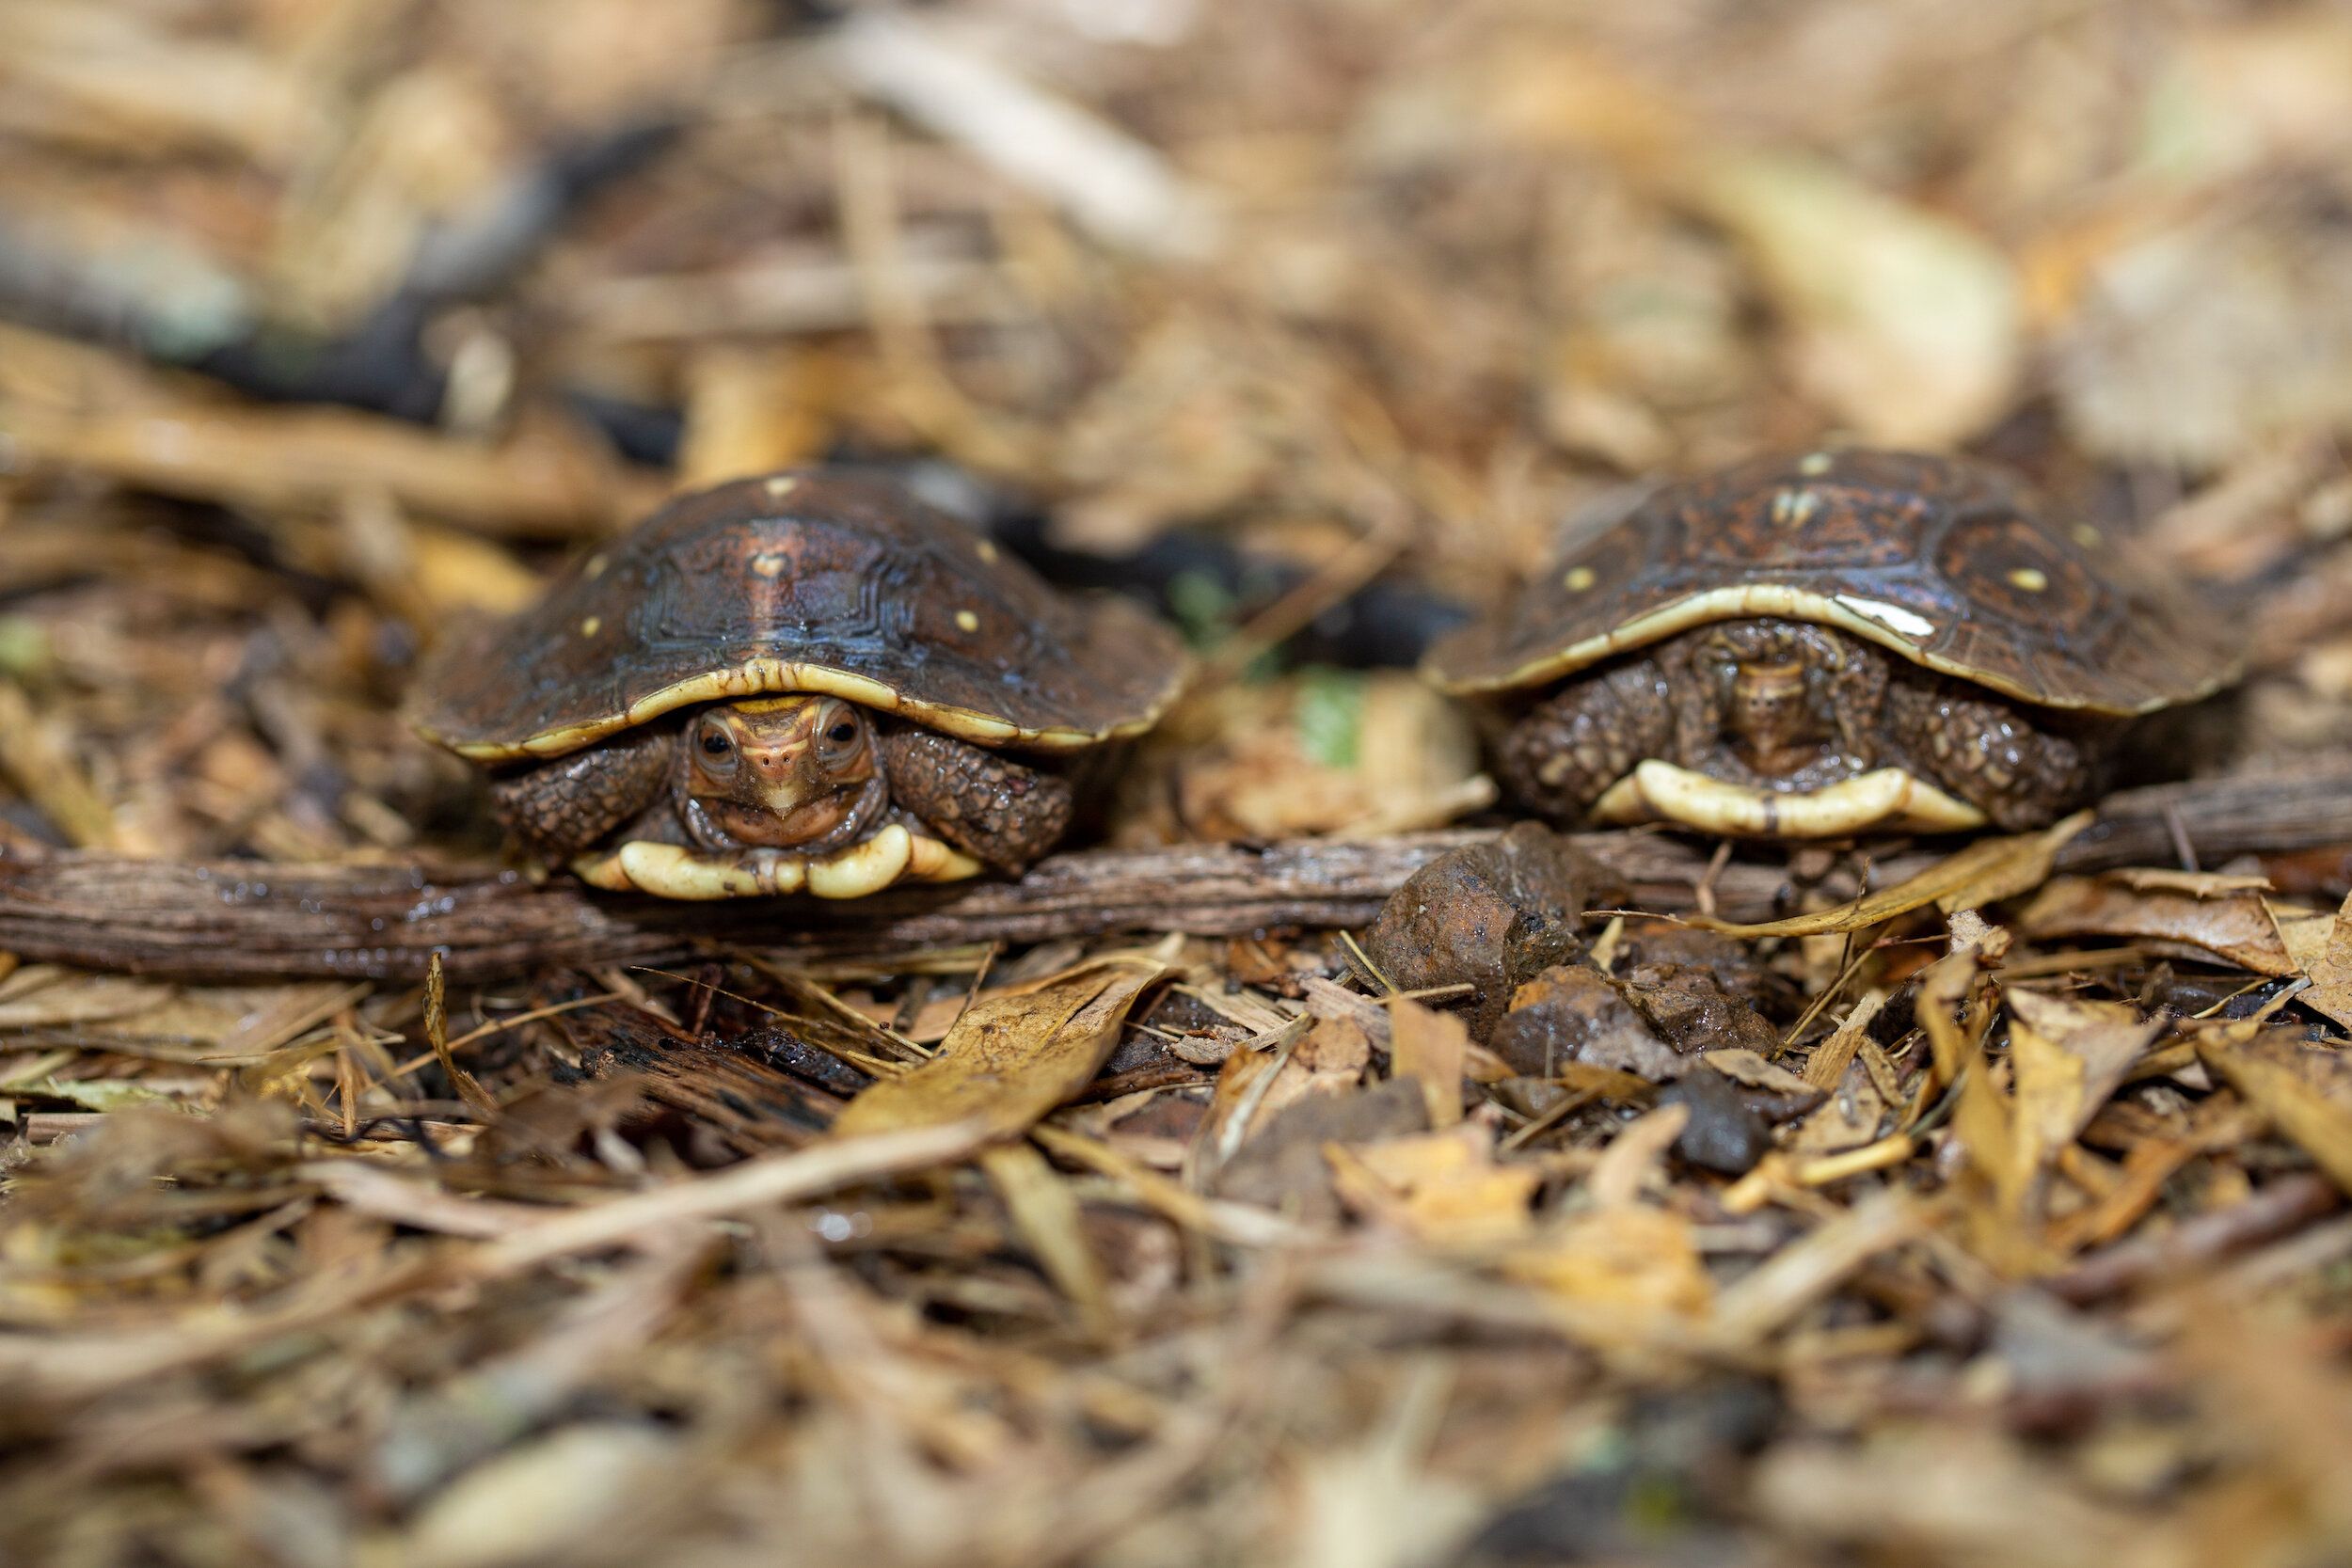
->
xmin=1424 ymin=450 xmax=2238 ymax=837
xmin=408 ymin=470 xmax=1187 ymax=898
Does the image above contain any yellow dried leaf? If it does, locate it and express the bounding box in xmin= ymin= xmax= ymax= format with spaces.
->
xmin=1327 ymin=1123 xmax=1539 ymax=1249
xmin=1185 ymin=1020 xmax=1305 ymax=1185
xmin=1787 ymin=1058 xmax=1888 ymax=1158
xmin=1389 ymin=997 xmax=1469 ymax=1129
xmin=1585 ymin=1102 xmax=1689 ymax=1209
xmin=2196 ymin=1026 xmax=2352 ymax=1196
xmin=979 ymin=1142 xmax=1115 ymax=1341
xmin=1803 ymin=989 xmax=1888 ymax=1091
xmin=1687 ymin=150 xmax=2023 ymax=446
xmin=403 ymin=1422 xmax=680 ymax=1568
xmin=2296 ymin=889 xmax=2352 ymax=1032
xmin=1917 ymin=945 xmax=2040 ymax=1272
xmin=407 ymin=523 xmax=545 ymax=618
xmin=833 ymin=958 xmax=1169 ymax=1141
xmin=1692 ymin=814 xmax=2087 ymax=939
xmin=2006 ymin=989 xmax=2166 ymax=1212
xmin=1506 ymin=1204 xmax=1712 ymax=1318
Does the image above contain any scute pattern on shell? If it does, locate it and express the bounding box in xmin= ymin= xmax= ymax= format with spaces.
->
xmin=1424 ymin=450 xmax=2238 ymax=715
xmin=410 ymin=471 xmax=1188 ymax=759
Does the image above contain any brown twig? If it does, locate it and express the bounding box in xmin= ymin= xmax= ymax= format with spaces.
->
xmin=3 ymin=763 xmax=2351 ymax=981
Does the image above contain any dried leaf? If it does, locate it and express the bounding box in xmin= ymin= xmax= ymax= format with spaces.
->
xmin=1692 ymin=815 xmax=2087 ymax=939
xmin=979 ymin=1142 xmax=1116 ymax=1341
xmin=830 ymin=11 xmax=1222 ymax=259
xmin=2197 ymin=1027 xmax=2352 ymax=1196
xmin=1585 ymin=1102 xmax=1690 ymax=1208
xmin=2298 ymin=889 xmax=2352 ymax=1032
xmin=2006 ymin=989 xmax=2166 ymax=1217
xmin=1507 ymin=1203 xmax=1713 ymax=1318
xmin=1703 ymin=1047 xmax=1819 ymax=1099
xmin=1327 ymin=1122 xmax=1540 ymax=1248
xmin=2019 ymin=877 xmax=2304 ymax=976
xmin=400 ymin=1422 xmax=682 ymax=1568
xmin=1389 ymin=997 xmax=1469 ymax=1129
xmin=1802 ymin=989 xmax=1888 ymax=1090
xmin=1917 ymin=942 xmax=2039 ymax=1270
xmin=833 ymin=958 xmax=1171 ymax=1141
xmin=1787 ymin=1058 xmax=1888 ymax=1158
xmin=1688 ymin=150 xmax=2023 ymax=445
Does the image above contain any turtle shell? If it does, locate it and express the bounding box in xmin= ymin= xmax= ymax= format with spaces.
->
xmin=1424 ymin=449 xmax=2238 ymax=715
xmin=410 ymin=470 xmax=1189 ymax=761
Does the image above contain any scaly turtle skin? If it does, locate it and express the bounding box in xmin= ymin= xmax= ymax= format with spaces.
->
xmin=407 ymin=470 xmax=1186 ymax=898
xmin=1424 ymin=450 xmax=2239 ymax=837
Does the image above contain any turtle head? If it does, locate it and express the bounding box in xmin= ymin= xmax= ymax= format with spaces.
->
xmin=1724 ymin=657 xmax=1829 ymax=777
xmin=1688 ymin=621 xmax=1847 ymax=779
xmin=684 ymin=695 xmax=883 ymax=849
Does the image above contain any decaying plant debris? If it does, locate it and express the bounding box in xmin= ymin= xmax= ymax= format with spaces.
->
xmin=8 ymin=3 xmax=2352 ymax=1566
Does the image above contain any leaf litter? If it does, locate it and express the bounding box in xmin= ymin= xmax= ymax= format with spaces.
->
xmin=6 ymin=2 xmax=2352 ymax=1566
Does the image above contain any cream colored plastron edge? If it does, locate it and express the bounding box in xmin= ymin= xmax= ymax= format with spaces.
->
xmin=570 ymin=822 xmax=985 ymax=901
xmin=1588 ymin=761 xmax=1988 ymax=838
xmin=437 ymin=657 xmax=1184 ymax=762
xmin=1427 ymin=584 xmax=2209 ymax=716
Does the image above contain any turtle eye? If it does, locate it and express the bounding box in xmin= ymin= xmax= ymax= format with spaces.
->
xmin=695 ymin=719 xmax=739 ymax=768
xmin=817 ymin=706 xmax=866 ymax=763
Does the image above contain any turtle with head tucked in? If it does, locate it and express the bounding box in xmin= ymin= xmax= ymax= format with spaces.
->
xmin=408 ymin=470 xmax=1188 ymax=898
xmin=1424 ymin=450 xmax=2238 ymax=837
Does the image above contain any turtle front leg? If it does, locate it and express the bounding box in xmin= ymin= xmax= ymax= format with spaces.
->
xmin=488 ymin=724 xmax=673 ymax=862
xmin=1905 ymin=685 xmax=2098 ymax=831
xmin=879 ymin=727 xmax=1074 ymax=873
xmin=1496 ymin=657 xmax=1674 ymax=824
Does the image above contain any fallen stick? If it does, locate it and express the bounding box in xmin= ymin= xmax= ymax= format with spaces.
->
xmin=2 ymin=764 xmax=2348 ymax=981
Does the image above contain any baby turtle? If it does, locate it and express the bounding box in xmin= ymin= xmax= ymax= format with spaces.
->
xmin=1425 ymin=450 xmax=2237 ymax=837
xmin=408 ymin=470 xmax=1187 ymax=898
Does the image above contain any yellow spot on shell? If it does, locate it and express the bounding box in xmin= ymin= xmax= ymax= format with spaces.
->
xmin=2071 ymin=523 xmax=2102 ymax=548
xmin=976 ymin=540 xmax=1000 ymax=563
xmin=583 ymin=553 xmax=609 ymax=578
xmin=751 ymin=550 xmax=787 ymax=578
xmin=1563 ymin=566 xmax=1597 ymax=593
xmin=2009 ymin=567 xmax=2049 ymax=593
xmin=1797 ymin=451 xmax=1834 ymax=476
xmin=763 ymin=475 xmax=800 ymax=499
xmin=1772 ymin=487 xmax=1820 ymax=527
xmin=580 ymin=615 xmax=602 ymax=636
xmin=954 ymin=609 xmax=980 ymax=632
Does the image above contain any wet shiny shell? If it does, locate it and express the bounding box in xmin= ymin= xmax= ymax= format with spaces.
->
xmin=1424 ymin=450 xmax=2238 ymax=716
xmin=410 ymin=470 xmax=1189 ymax=761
